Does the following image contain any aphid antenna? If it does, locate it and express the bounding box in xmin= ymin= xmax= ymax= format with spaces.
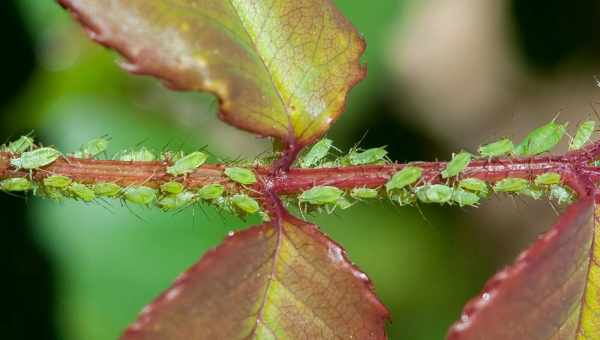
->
xmin=0 ymin=188 xmax=28 ymax=200
xmin=354 ymin=130 xmax=370 ymax=150
xmin=414 ymin=201 xmax=434 ymax=227
xmin=60 ymin=153 xmax=73 ymax=165
xmin=551 ymin=110 xmax=565 ymax=123
xmin=329 ymin=142 xmax=343 ymax=155
xmin=547 ymin=199 xmax=560 ymax=217
xmin=96 ymin=198 xmax=117 ymax=215
xmin=133 ymin=137 xmax=151 ymax=148
xmin=172 ymin=201 xmax=194 ymax=216
xmin=212 ymin=206 xmax=232 ymax=229
xmin=122 ymin=201 xmax=148 ymax=222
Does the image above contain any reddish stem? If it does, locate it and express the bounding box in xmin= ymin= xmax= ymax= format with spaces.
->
xmin=2 ymin=148 xmax=599 ymax=197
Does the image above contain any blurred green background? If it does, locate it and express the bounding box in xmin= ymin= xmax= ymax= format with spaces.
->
xmin=3 ymin=1 xmax=600 ymax=339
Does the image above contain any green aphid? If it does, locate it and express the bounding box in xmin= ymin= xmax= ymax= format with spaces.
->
xmin=94 ymin=182 xmax=122 ymax=197
xmin=300 ymin=139 xmax=332 ymax=168
xmin=197 ymin=183 xmax=225 ymax=200
xmin=335 ymin=197 xmax=353 ymax=210
xmin=493 ymin=178 xmax=529 ymax=193
xmin=385 ymin=166 xmax=423 ymax=192
xmin=74 ymin=137 xmax=110 ymax=158
xmin=350 ymin=187 xmax=379 ymax=199
xmin=160 ymin=181 xmax=185 ymax=195
xmin=69 ymin=182 xmax=96 ymax=202
xmin=348 ymin=147 xmax=388 ymax=165
xmin=0 ymin=178 xmax=32 ymax=191
xmin=44 ymin=187 xmax=65 ymax=200
xmin=478 ymin=138 xmax=514 ymax=158
xmin=213 ymin=196 xmax=234 ymax=214
xmin=415 ymin=184 xmax=454 ymax=204
xmin=298 ymin=186 xmax=344 ymax=205
xmin=224 ymin=167 xmax=257 ymax=185
xmin=6 ymin=136 xmax=34 ymax=153
xmin=158 ymin=192 xmax=196 ymax=211
xmin=44 ymin=175 xmax=72 ymax=189
xmin=514 ymin=119 xmax=568 ymax=156
xmin=166 ymin=151 xmax=208 ymax=176
xmin=123 ymin=186 xmax=157 ymax=205
xmin=11 ymin=147 xmax=61 ymax=170
xmin=441 ymin=152 xmax=472 ymax=179
xmin=117 ymin=147 xmax=156 ymax=161
xmin=452 ymin=188 xmax=481 ymax=207
xmin=520 ymin=186 xmax=544 ymax=200
xmin=534 ymin=172 xmax=561 ymax=186
xmin=230 ymin=194 xmax=260 ymax=214
xmin=549 ymin=185 xmax=575 ymax=205
xmin=389 ymin=189 xmax=416 ymax=206
xmin=569 ymin=120 xmax=596 ymax=150
xmin=459 ymin=178 xmax=490 ymax=197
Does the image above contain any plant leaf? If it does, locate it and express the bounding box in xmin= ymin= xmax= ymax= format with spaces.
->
xmin=447 ymin=198 xmax=600 ymax=339
xmin=57 ymin=0 xmax=365 ymax=146
xmin=121 ymin=216 xmax=389 ymax=339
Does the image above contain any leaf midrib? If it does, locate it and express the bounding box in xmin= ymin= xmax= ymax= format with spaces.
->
xmin=225 ymin=0 xmax=294 ymax=140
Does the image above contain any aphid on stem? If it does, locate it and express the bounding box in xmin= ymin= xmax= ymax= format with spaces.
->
xmin=160 ymin=181 xmax=185 ymax=195
xmin=569 ymin=120 xmax=596 ymax=150
xmin=441 ymin=151 xmax=472 ymax=179
xmin=44 ymin=175 xmax=72 ymax=189
xmin=300 ymin=138 xmax=333 ymax=168
xmin=68 ymin=182 xmax=96 ymax=202
xmin=4 ymin=135 xmax=35 ymax=154
xmin=197 ymin=183 xmax=225 ymax=200
xmin=71 ymin=136 xmax=110 ymax=159
xmin=415 ymin=184 xmax=453 ymax=204
xmin=0 ymin=177 xmax=33 ymax=192
xmin=123 ymin=186 xmax=157 ymax=206
xmin=493 ymin=178 xmax=529 ymax=193
xmin=158 ymin=191 xmax=196 ymax=211
xmin=350 ymin=187 xmax=379 ymax=200
xmin=167 ymin=151 xmax=208 ymax=176
xmin=230 ymin=194 xmax=260 ymax=215
xmin=94 ymin=182 xmax=122 ymax=198
xmin=386 ymin=166 xmax=423 ymax=193
xmin=459 ymin=178 xmax=490 ymax=197
xmin=514 ymin=115 xmax=568 ymax=156
xmin=10 ymin=147 xmax=61 ymax=170
xmin=478 ymin=138 xmax=514 ymax=158
xmin=115 ymin=147 xmax=156 ymax=161
xmin=224 ymin=167 xmax=257 ymax=185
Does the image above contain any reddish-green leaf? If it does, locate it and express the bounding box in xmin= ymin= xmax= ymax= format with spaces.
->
xmin=121 ymin=216 xmax=388 ymax=339
xmin=58 ymin=0 xmax=365 ymax=146
xmin=448 ymin=198 xmax=600 ymax=339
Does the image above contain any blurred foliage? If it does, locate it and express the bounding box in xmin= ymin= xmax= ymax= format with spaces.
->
xmin=3 ymin=1 xmax=597 ymax=340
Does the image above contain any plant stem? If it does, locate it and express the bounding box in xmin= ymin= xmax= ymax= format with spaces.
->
xmin=1 ymin=149 xmax=598 ymax=197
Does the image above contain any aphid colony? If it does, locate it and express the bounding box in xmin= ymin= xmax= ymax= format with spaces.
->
xmin=291 ymin=116 xmax=591 ymax=212
xmin=292 ymin=167 xmax=574 ymax=214
xmin=0 ymin=136 xmax=265 ymax=219
xmin=297 ymin=118 xmax=596 ymax=171
xmin=0 ymin=115 xmax=593 ymax=218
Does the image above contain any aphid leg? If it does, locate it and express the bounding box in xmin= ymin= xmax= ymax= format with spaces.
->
xmin=123 ymin=201 xmax=148 ymax=222
xmin=547 ymin=199 xmax=560 ymax=217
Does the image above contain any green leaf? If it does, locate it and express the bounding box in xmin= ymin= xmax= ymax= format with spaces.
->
xmin=121 ymin=216 xmax=389 ymax=339
xmin=58 ymin=0 xmax=366 ymax=146
xmin=448 ymin=198 xmax=600 ymax=339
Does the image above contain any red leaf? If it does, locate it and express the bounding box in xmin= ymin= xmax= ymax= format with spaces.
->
xmin=122 ymin=216 xmax=389 ymax=339
xmin=448 ymin=198 xmax=597 ymax=339
xmin=57 ymin=0 xmax=365 ymax=146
